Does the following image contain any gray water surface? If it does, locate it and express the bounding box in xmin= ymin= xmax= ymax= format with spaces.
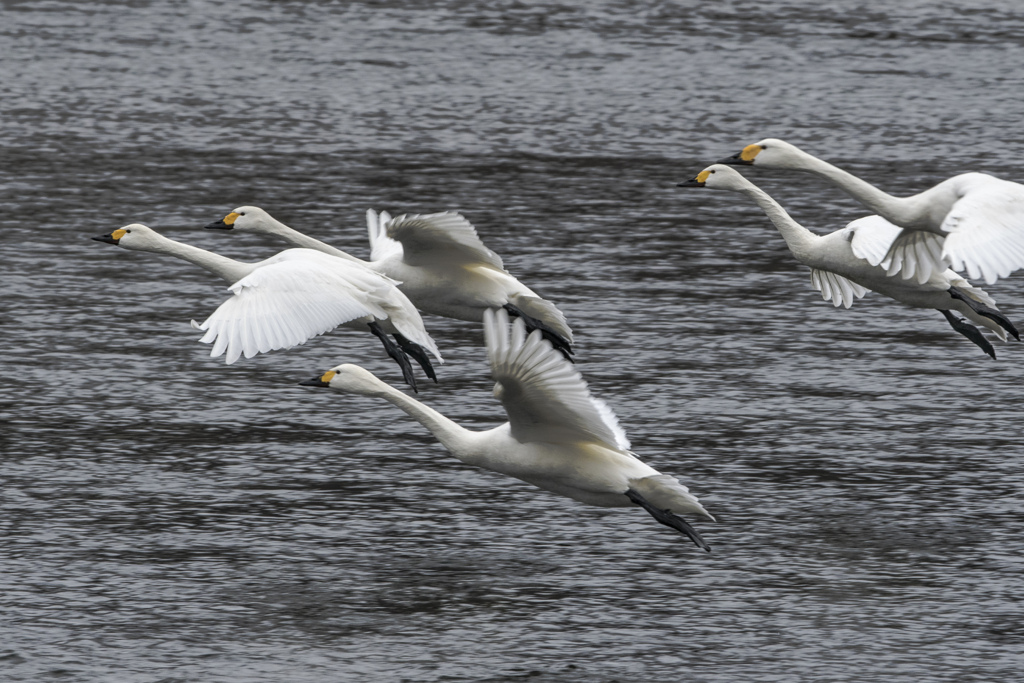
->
xmin=3 ymin=1 xmax=1024 ymax=681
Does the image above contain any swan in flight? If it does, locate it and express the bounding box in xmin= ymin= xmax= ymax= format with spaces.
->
xmin=718 ymin=138 xmax=1024 ymax=285
xmin=680 ymin=165 xmax=1018 ymax=358
xmin=299 ymin=307 xmax=714 ymax=550
xmin=92 ymin=224 xmax=442 ymax=389
xmin=204 ymin=207 xmax=575 ymax=359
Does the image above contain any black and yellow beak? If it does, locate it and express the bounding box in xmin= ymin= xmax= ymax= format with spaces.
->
xmin=205 ymin=212 xmax=239 ymax=230
xmin=92 ymin=228 xmax=127 ymax=244
xmin=717 ymin=143 xmax=761 ymax=166
xmin=677 ymin=169 xmax=711 ymax=188
xmin=298 ymin=370 xmax=336 ymax=388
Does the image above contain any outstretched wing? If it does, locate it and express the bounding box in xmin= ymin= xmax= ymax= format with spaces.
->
xmin=843 ymin=215 xmax=901 ymax=266
xmin=881 ymin=230 xmax=946 ymax=284
xmin=484 ymin=308 xmax=629 ymax=450
xmin=366 ymin=209 xmax=404 ymax=262
xmin=195 ymin=257 xmax=389 ymax=364
xmin=940 ymin=177 xmax=1024 ymax=284
xmin=808 ymin=268 xmax=868 ymax=309
xmin=843 ymin=215 xmax=945 ymax=284
xmin=386 ymin=211 xmax=505 ymax=270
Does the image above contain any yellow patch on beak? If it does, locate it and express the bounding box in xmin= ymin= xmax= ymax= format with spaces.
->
xmin=740 ymin=144 xmax=762 ymax=162
xmin=223 ymin=212 xmax=240 ymax=225
xmin=321 ymin=371 xmax=337 ymax=383
xmin=695 ymin=170 xmax=711 ymax=184
xmin=111 ymin=228 xmax=127 ymax=240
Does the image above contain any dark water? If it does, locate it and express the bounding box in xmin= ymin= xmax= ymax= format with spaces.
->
xmin=3 ymin=1 xmax=1024 ymax=681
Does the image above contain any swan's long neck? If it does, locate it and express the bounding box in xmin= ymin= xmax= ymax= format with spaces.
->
xmin=260 ymin=216 xmax=369 ymax=266
xmin=734 ymin=180 xmax=820 ymax=261
xmin=139 ymin=236 xmax=255 ymax=283
xmin=796 ymin=153 xmax=919 ymax=225
xmin=371 ymin=382 xmax=479 ymax=459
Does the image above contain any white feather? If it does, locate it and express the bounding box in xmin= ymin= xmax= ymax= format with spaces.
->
xmin=484 ymin=308 xmax=628 ymax=450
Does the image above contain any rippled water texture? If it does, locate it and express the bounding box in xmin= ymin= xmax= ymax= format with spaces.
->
xmin=3 ymin=1 xmax=1024 ymax=681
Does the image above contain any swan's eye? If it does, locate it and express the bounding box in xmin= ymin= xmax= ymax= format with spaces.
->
xmin=125 ymin=229 xmax=132 ymax=233
xmin=239 ymin=212 xmax=246 ymax=216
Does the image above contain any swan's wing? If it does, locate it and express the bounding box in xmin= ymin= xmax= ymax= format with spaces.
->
xmin=484 ymin=308 xmax=629 ymax=450
xmin=808 ymin=268 xmax=868 ymax=309
xmin=366 ymin=209 xmax=404 ymax=262
xmin=386 ymin=211 xmax=505 ymax=270
xmin=940 ymin=181 xmax=1024 ymax=284
xmin=881 ymin=230 xmax=947 ymax=284
xmin=842 ymin=215 xmax=902 ymax=266
xmin=842 ymin=215 xmax=946 ymax=284
xmin=196 ymin=259 xmax=389 ymax=364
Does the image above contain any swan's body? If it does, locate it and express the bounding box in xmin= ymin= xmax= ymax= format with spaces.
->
xmin=205 ymin=207 xmax=574 ymax=357
xmin=682 ymin=166 xmax=1017 ymax=357
xmin=92 ymin=224 xmax=441 ymax=387
xmin=720 ymin=138 xmax=1024 ymax=285
xmin=301 ymin=307 xmax=713 ymax=550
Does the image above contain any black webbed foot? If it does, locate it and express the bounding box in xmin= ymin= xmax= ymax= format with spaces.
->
xmin=502 ymin=303 xmax=575 ymax=362
xmin=625 ymin=488 xmax=710 ymax=552
xmin=940 ymin=309 xmax=996 ymax=359
xmin=394 ymin=333 xmax=437 ymax=383
xmin=368 ymin=321 xmax=418 ymax=391
xmin=948 ymin=286 xmax=1019 ymax=340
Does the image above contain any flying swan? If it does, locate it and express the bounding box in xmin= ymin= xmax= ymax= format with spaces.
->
xmin=718 ymin=138 xmax=1024 ymax=285
xmin=92 ymin=224 xmax=442 ymax=389
xmin=680 ymin=165 xmax=1018 ymax=358
xmin=300 ymin=307 xmax=714 ymax=550
xmin=204 ymin=206 xmax=575 ymax=358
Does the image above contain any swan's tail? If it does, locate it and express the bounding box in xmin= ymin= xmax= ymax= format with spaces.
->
xmin=947 ymin=282 xmax=1016 ymax=342
xmin=506 ymin=294 xmax=574 ymax=360
xmin=366 ymin=209 xmax=403 ymax=262
xmin=625 ymin=481 xmax=712 ymax=552
xmin=629 ymin=474 xmax=714 ymax=521
xmin=948 ymin=274 xmax=997 ymax=308
xmin=379 ymin=293 xmax=444 ymax=366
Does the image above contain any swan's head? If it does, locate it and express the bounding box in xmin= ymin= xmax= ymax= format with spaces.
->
xmin=678 ymin=164 xmax=750 ymax=191
xmin=716 ymin=138 xmax=806 ymax=169
xmin=205 ymin=206 xmax=278 ymax=234
xmin=92 ymin=223 xmax=168 ymax=251
xmin=299 ymin=364 xmax=388 ymax=396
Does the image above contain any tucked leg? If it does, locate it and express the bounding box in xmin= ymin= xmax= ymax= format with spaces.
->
xmin=394 ymin=333 xmax=437 ymax=383
xmin=625 ymin=488 xmax=710 ymax=552
xmin=368 ymin=321 xmax=418 ymax=391
xmin=940 ymin=309 xmax=996 ymax=359
xmin=503 ymin=303 xmax=575 ymax=361
xmin=948 ymin=286 xmax=1019 ymax=340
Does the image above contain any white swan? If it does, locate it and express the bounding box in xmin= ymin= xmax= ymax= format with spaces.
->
xmin=718 ymin=138 xmax=1024 ymax=285
xmin=300 ymin=307 xmax=714 ymax=550
xmin=681 ymin=165 xmax=1018 ymax=358
xmin=92 ymin=224 xmax=442 ymax=389
xmin=203 ymin=207 xmax=575 ymax=358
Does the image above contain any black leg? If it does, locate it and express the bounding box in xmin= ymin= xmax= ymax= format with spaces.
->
xmin=502 ymin=303 xmax=575 ymax=362
xmin=368 ymin=321 xmax=418 ymax=391
xmin=948 ymin=286 xmax=1019 ymax=340
xmin=940 ymin=310 xmax=996 ymax=359
xmin=625 ymin=488 xmax=710 ymax=552
xmin=393 ymin=333 xmax=437 ymax=383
